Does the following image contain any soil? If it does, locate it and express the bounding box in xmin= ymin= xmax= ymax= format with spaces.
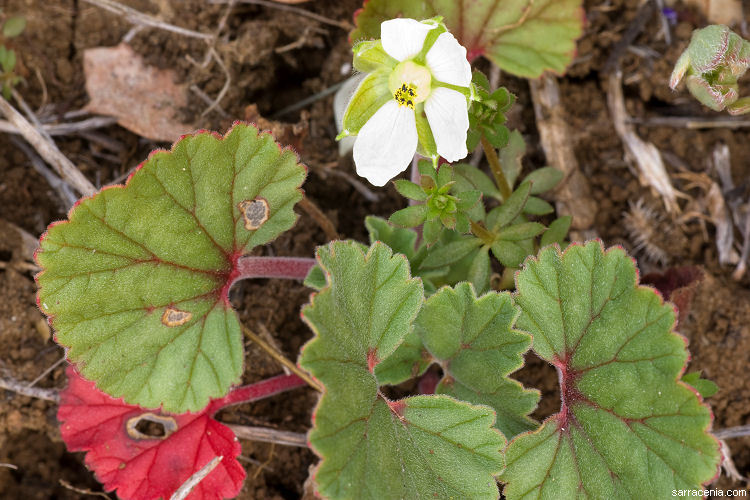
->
xmin=0 ymin=0 xmax=748 ymax=498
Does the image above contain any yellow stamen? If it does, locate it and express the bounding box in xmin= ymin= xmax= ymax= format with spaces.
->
xmin=394 ymin=83 xmax=417 ymax=109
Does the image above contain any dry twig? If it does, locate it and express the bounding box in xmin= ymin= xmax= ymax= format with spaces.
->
xmin=0 ymin=376 xmax=60 ymax=402
xmin=0 ymin=95 xmax=96 ymax=197
xmin=226 ymin=424 xmax=308 ymax=447
xmin=210 ymin=0 xmax=351 ymax=30
xmin=299 ymin=196 xmax=340 ymax=240
xmin=170 ymin=456 xmax=222 ymax=500
xmin=59 ymin=480 xmax=111 ymax=499
xmin=82 ymin=0 xmax=214 ymax=40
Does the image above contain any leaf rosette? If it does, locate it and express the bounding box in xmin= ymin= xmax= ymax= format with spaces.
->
xmin=36 ymin=123 xmax=306 ymax=413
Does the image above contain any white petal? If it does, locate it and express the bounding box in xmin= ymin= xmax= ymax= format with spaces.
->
xmin=381 ymin=18 xmax=435 ymax=62
xmin=425 ymin=32 xmax=472 ymax=87
xmin=353 ymin=100 xmax=417 ymax=186
xmin=424 ymin=87 xmax=469 ymax=162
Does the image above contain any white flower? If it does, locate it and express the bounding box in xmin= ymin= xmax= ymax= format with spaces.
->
xmin=350 ymin=18 xmax=472 ymax=187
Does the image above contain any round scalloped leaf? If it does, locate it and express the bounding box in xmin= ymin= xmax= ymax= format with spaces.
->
xmin=299 ymin=241 xmax=505 ymax=499
xmin=351 ymin=0 xmax=584 ymax=78
xmin=36 ymin=123 xmax=306 ymax=413
xmin=415 ymin=282 xmax=539 ymax=438
xmin=501 ymin=241 xmax=721 ymax=498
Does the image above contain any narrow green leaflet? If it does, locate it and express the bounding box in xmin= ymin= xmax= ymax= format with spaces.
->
xmin=415 ymin=283 xmax=539 ymax=438
xmin=299 ymin=242 xmax=505 ymax=499
xmin=36 ymin=124 xmax=306 ymax=413
xmin=501 ymin=241 xmax=721 ymax=498
xmin=351 ymin=0 xmax=583 ymax=77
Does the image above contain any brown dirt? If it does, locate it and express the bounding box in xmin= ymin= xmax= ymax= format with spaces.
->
xmin=0 ymin=0 xmax=749 ymax=497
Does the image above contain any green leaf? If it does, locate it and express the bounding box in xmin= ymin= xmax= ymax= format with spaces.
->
xmin=36 ymin=124 xmax=306 ymax=412
xmin=502 ymin=242 xmax=721 ymax=498
xmin=422 ymin=217 xmax=442 ymax=246
xmin=499 ymin=130 xmax=526 ymax=188
xmin=453 ymin=163 xmax=502 ymax=200
xmin=491 ymin=239 xmax=533 ymax=268
xmin=3 ymin=15 xmax=25 ymax=38
xmin=523 ymin=166 xmax=564 ymax=194
xmin=341 ymin=70 xmax=392 ymax=135
xmin=1 ymin=48 xmax=15 ymax=73
xmin=497 ymin=222 xmax=546 ymax=241
xmin=300 ymin=241 xmax=505 ymax=499
xmin=421 ymin=237 xmax=483 ymax=269
xmin=390 ymin=204 xmax=429 ymax=227
xmin=489 ymin=181 xmax=532 ymax=231
xmin=394 ymin=179 xmax=428 ymax=201
xmin=456 ymin=189 xmax=481 ymax=212
xmin=523 ymin=196 xmax=554 ymax=215
xmin=416 ymin=283 xmax=539 ymax=438
xmin=374 ymin=328 xmax=431 ymax=385
xmin=365 ymin=215 xmax=420 ymax=261
xmin=468 ymin=245 xmax=492 ymax=294
xmin=682 ymin=372 xmax=719 ymax=398
xmin=304 ymin=265 xmax=327 ymax=291
xmin=350 ymin=0 xmax=583 ymax=78
xmin=540 ymin=215 xmax=572 ymax=247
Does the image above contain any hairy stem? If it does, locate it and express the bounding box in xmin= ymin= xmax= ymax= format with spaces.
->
xmin=470 ymin=220 xmax=495 ymax=245
xmin=241 ymin=325 xmax=322 ymax=392
xmin=481 ymin=135 xmax=512 ymax=200
xmin=235 ymin=255 xmax=316 ymax=281
xmin=207 ymin=373 xmax=308 ymax=414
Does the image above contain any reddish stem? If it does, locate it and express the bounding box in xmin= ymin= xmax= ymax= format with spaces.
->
xmin=234 ymin=256 xmax=316 ymax=281
xmin=207 ymin=373 xmax=307 ymax=415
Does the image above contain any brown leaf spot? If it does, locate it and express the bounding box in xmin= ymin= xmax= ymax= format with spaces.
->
xmin=126 ymin=413 xmax=178 ymax=440
xmin=161 ymin=307 xmax=192 ymax=327
xmin=238 ymin=198 xmax=269 ymax=230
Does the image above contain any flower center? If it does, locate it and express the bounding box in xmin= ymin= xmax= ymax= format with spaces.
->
xmin=394 ymin=83 xmax=417 ymax=109
xmin=388 ymin=60 xmax=431 ymax=106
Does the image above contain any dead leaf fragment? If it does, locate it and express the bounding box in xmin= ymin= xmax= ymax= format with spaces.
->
xmin=84 ymin=43 xmax=194 ymax=142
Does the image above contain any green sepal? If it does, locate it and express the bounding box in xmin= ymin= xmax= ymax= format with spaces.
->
xmin=540 ymin=215 xmax=572 ymax=247
xmin=415 ymin=109 xmax=438 ymax=159
xmin=523 ymin=166 xmax=564 ymax=194
xmin=420 ymin=237 xmax=483 ymax=269
xmin=502 ymin=241 xmax=721 ymax=498
xmin=497 ymin=222 xmax=546 ymax=241
xmin=300 ymin=241 xmax=505 ymax=499
xmin=390 ymin=204 xmax=429 ymax=227
xmin=36 ymin=123 xmax=306 ymax=413
xmin=340 ymin=69 xmax=392 ymax=136
xmin=352 ymin=40 xmax=398 ymax=73
xmin=416 ymin=282 xmax=539 ymax=438
xmin=394 ymin=179 xmax=428 ymax=201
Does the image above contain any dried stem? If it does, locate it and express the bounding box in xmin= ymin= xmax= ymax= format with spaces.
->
xmin=0 ymin=95 xmax=96 ymax=197
xmin=480 ymin=135 xmax=512 ymax=200
xmin=299 ymin=196 xmax=340 ymax=240
xmin=226 ymin=424 xmax=308 ymax=447
xmin=241 ymin=325 xmax=322 ymax=392
xmin=170 ymin=456 xmax=222 ymax=500
xmin=210 ymin=0 xmax=351 ymax=30
xmin=234 ymin=255 xmax=316 ymax=281
xmin=714 ymin=424 xmax=750 ymax=440
xmin=0 ymin=376 xmax=60 ymax=402
xmin=0 ymin=116 xmax=118 ymax=136
xmin=81 ymin=0 xmax=214 ymax=40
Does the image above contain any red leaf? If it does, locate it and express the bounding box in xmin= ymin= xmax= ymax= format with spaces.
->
xmin=58 ymin=365 xmax=245 ymax=500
